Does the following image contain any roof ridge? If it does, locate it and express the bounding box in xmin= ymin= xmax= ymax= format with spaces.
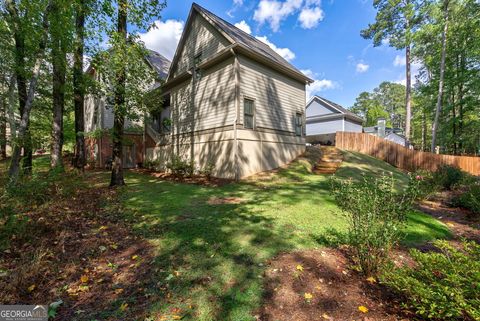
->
xmin=191 ymin=2 xmax=308 ymax=80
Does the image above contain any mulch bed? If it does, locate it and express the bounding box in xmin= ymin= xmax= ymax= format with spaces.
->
xmin=259 ymin=248 xmax=411 ymax=321
xmin=418 ymin=191 xmax=480 ymax=243
xmin=0 ymin=175 xmax=157 ymax=320
xmin=131 ymin=168 xmax=233 ymax=187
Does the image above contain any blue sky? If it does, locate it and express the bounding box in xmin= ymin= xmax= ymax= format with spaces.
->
xmin=138 ymin=0 xmax=411 ymax=108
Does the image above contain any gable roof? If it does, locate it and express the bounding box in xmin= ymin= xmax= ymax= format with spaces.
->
xmin=145 ymin=50 xmax=171 ymax=80
xmin=307 ymin=96 xmax=364 ymax=123
xmin=167 ymin=3 xmax=312 ymax=84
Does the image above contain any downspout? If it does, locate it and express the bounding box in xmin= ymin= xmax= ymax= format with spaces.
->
xmin=231 ymin=48 xmax=240 ymax=181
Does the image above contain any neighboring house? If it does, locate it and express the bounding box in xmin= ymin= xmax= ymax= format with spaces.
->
xmin=364 ymin=118 xmax=407 ymax=146
xmin=305 ymin=96 xmax=363 ymax=145
xmin=145 ymin=3 xmax=312 ymax=179
xmin=84 ymin=50 xmax=171 ymax=168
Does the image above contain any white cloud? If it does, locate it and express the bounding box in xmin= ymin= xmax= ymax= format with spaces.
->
xmin=393 ymin=54 xmax=405 ymax=66
xmin=234 ymin=20 xmax=252 ymax=34
xmin=256 ymin=36 xmax=296 ymax=61
xmin=301 ymin=69 xmax=338 ymax=99
xmin=298 ymin=6 xmax=324 ymax=29
xmin=233 ymin=0 xmax=244 ymax=4
xmin=139 ymin=19 xmax=184 ymax=60
xmin=253 ymin=0 xmax=303 ymax=32
xmin=356 ymin=62 xmax=369 ymax=73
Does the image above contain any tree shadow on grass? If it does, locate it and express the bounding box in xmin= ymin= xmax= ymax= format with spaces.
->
xmin=122 ymin=173 xmax=306 ymax=320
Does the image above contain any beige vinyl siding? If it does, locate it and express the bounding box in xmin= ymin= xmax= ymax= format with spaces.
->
xmin=238 ymin=55 xmax=306 ymax=133
xmin=171 ymin=58 xmax=236 ymax=135
xmin=174 ymin=14 xmax=230 ymax=77
xmin=194 ymin=58 xmax=236 ymax=131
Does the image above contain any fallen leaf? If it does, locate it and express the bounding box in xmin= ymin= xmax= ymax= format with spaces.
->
xmin=358 ymin=305 xmax=369 ymax=313
xmin=115 ymin=288 xmax=124 ymax=294
xmin=296 ymin=265 xmax=304 ymax=271
xmin=366 ymin=276 xmax=377 ymax=284
xmin=131 ymin=255 xmax=139 ymax=260
xmin=172 ymin=315 xmax=182 ymax=320
xmin=119 ymin=303 xmax=128 ymax=311
xmin=80 ymin=275 xmax=89 ymax=283
xmin=174 ymin=270 xmax=181 ymax=277
xmin=27 ymin=284 xmax=36 ymax=292
xmin=304 ymin=292 xmax=313 ymax=300
xmin=322 ymin=313 xmax=331 ymax=319
xmin=99 ymin=226 xmax=108 ymax=230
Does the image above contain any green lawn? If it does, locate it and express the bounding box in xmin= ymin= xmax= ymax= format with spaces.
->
xmin=119 ymin=149 xmax=450 ymax=320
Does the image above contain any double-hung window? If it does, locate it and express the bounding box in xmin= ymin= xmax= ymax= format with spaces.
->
xmin=194 ymin=53 xmax=202 ymax=80
xmin=244 ymin=99 xmax=255 ymax=129
xmin=295 ymin=113 xmax=303 ymax=136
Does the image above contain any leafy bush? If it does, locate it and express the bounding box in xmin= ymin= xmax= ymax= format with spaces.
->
xmin=144 ymin=159 xmax=161 ymax=171
xmin=433 ymin=165 xmax=465 ymax=190
xmin=410 ymin=170 xmax=440 ymax=200
xmin=452 ymin=183 xmax=480 ymax=216
xmin=381 ymin=240 xmax=480 ymax=320
xmin=199 ymin=162 xmax=215 ymax=180
xmin=331 ymin=174 xmax=419 ymax=275
xmin=166 ymin=156 xmax=195 ymax=177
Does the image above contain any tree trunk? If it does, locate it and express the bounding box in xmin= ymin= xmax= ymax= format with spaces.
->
xmin=7 ymin=0 xmax=52 ymax=182
xmin=50 ymin=11 xmax=66 ymax=169
xmin=6 ymin=0 xmax=33 ymax=175
xmin=0 ymin=95 xmax=6 ymax=160
xmin=421 ymin=106 xmax=427 ymax=151
xmin=73 ymin=0 xmax=86 ymax=170
xmin=7 ymin=75 xmax=17 ymax=141
xmin=405 ymin=44 xmax=412 ymax=147
xmin=110 ymin=0 xmax=127 ymax=187
xmin=431 ymin=0 xmax=449 ymax=153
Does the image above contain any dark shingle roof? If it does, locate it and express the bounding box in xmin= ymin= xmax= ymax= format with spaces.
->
xmin=192 ymin=3 xmax=308 ymax=80
xmin=145 ymin=50 xmax=171 ymax=80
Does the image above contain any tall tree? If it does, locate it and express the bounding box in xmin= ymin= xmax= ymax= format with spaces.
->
xmin=110 ymin=0 xmax=128 ymax=186
xmin=361 ymin=0 xmax=420 ymax=146
xmin=73 ymin=0 xmax=86 ymax=170
xmin=431 ymin=0 xmax=450 ymax=152
xmin=6 ymin=0 xmax=53 ymax=182
xmin=49 ymin=0 xmax=71 ymax=169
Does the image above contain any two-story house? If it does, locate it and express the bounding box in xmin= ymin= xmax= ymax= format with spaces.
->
xmin=145 ymin=3 xmax=312 ymax=179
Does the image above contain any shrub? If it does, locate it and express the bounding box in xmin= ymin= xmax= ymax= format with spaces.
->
xmin=381 ymin=240 xmax=480 ymax=320
xmin=452 ymin=183 xmax=480 ymax=216
xmin=410 ymin=170 xmax=440 ymax=200
xmin=144 ymin=159 xmax=161 ymax=171
xmin=331 ymin=174 xmax=419 ymax=275
xmin=166 ymin=156 xmax=195 ymax=177
xmin=199 ymin=162 xmax=215 ymax=180
xmin=433 ymin=165 xmax=465 ymax=190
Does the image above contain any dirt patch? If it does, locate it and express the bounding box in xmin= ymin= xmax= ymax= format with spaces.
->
xmin=418 ymin=192 xmax=480 ymax=243
xmin=207 ymin=196 xmax=244 ymax=205
xmin=0 ymin=173 xmax=157 ymax=320
xmin=259 ymin=248 xmax=410 ymax=321
xmin=132 ymin=168 xmax=233 ymax=187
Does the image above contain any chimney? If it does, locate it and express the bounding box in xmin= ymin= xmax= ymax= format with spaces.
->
xmin=377 ymin=118 xmax=386 ymax=138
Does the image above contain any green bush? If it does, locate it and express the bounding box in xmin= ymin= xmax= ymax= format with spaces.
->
xmin=331 ymin=174 xmax=419 ymax=275
xmin=166 ymin=156 xmax=195 ymax=177
xmin=381 ymin=240 xmax=480 ymax=320
xmin=452 ymin=183 xmax=480 ymax=216
xmin=199 ymin=162 xmax=215 ymax=180
xmin=410 ymin=170 xmax=440 ymax=200
xmin=433 ymin=165 xmax=465 ymax=190
xmin=144 ymin=159 xmax=161 ymax=171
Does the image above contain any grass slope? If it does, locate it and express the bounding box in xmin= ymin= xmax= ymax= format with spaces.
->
xmin=119 ymin=148 xmax=450 ymax=320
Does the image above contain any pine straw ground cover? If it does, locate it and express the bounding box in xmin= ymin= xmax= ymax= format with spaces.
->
xmin=0 ymin=150 xmax=452 ymax=321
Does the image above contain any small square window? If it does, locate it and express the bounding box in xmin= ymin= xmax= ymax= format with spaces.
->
xmin=295 ymin=113 xmax=303 ymax=136
xmin=244 ymin=99 xmax=255 ymax=129
xmin=194 ymin=53 xmax=202 ymax=66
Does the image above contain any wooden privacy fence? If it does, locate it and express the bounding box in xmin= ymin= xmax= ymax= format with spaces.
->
xmin=336 ymin=132 xmax=480 ymax=176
